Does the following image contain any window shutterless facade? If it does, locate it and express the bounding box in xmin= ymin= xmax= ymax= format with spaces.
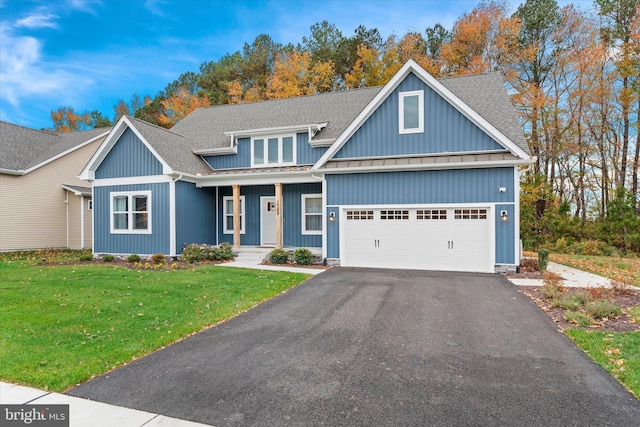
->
xmin=110 ymin=191 xmax=151 ymax=234
xmin=399 ymin=90 xmax=424 ymax=134
xmin=251 ymin=135 xmax=296 ymax=167
xmin=223 ymin=195 xmax=245 ymax=234
xmin=301 ymin=194 xmax=322 ymax=234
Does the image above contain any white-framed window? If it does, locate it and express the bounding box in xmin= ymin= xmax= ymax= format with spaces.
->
xmin=301 ymin=194 xmax=322 ymax=235
xmin=399 ymin=90 xmax=424 ymax=134
xmin=251 ymin=135 xmax=296 ymax=167
xmin=110 ymin=191 xmax=151 ymax=234
xmin=223 ymin=196 xmax=245 ymax=234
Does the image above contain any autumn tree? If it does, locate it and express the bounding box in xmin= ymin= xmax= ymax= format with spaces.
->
xmin=50 ymin=107 xmax=91 ymax=132
xmin=266 ymin=50 xmax=335 ymax=99
xmin=156 ymin=87 xmax=210 ymax=128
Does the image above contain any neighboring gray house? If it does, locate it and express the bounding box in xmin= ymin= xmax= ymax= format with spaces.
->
xmin=80 ymin=60 xmax=533 ymax=272
xmin=0 ymin=122 xmax=110 ymax=251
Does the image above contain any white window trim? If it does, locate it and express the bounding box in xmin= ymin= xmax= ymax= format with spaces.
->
xmin=251 ymin=134 xmax=297 ymax=168
xmin=399 ymin=90 xmax=424 ymax=134
xmin=223 ymin=195 xmax=245 ymax=234
xmin=301 ymin=194 xmax=323 ymax=235
xmin=109 ymin=191 xmax=152 ymax=234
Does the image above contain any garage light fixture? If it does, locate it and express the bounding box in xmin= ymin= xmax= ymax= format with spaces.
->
xmin=500 ymin=210 xmax=508 ymax=222
xmin=329 ymin=212 xmax=336 ymax=222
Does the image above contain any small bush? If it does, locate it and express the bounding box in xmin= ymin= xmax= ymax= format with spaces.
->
xmin=79 ymin=253 xmax=93 ymax=261
xmin=554 ymin=238 xmax=568 ymax=253
xmin=565 ymin=311 xmax=592 ymax=327
xmin=587 ymin=287 xmax=611 ymax=300
xmin=269 ymin=248 xmax=289 ymax=264
xmin=541 ymin=273 xmax=564 ymax=301
xmin=628 ymin=306 xmax=640 ymax=323
xmin=293 ymin=248 xmax=313 ymax=265
xmin=538 ymin=248 xmax=550 ymax=272
xmin=102 ymin=254 xmax=115 ymax=262
xmin=151 ymin=253 xmax=166 ymax=265
xmin=218 ymin=242 xmax=234 ymax=260
xmin=585 ymin=300 xmax=622 ymax=319
xmin=558 ymin=292 xmax=591 ymax=311
xmin=519 ymin=257 xmax=538 ymax=272
xmin=611 ymin=280 xmax=633 ymax=296
xmin=127 ymin=254 xmax=141 ymax=263
xmin=182 ymin=244 xmax=202 ymax=263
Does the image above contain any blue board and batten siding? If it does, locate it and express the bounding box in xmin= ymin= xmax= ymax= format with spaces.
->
xmin=175 ymin=181 xmax=217 ymax=252
xmin=334 ymin=73 xmax=505 ymax=159
xmin=94 ymin=183 xmax=170 ymax=255
xmin=96 ymin=128 xmax=163 ymax=178
xmin=217 ymin=183 xmax=322 ymax=248
xmin=204 ymin=133 xmax=327 ymax=170
xmin=325 ymin=167 xmax=516 ymax=264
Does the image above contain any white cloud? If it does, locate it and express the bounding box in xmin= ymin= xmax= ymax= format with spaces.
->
xmin=68 ymin=0 xmax=102 ymax=15
xmin=14 ymin=12 xmax=58 ymax=29
xmin=144 ymin=0 xmax=169 ymax=17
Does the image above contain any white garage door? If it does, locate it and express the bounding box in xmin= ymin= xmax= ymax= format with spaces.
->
xmin=342 ymin=207 xmax=492 ymax=272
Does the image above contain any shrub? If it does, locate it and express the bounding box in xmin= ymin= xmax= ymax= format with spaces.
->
xmin=182 ymin=244 xmax=202 ymax=263
xmin=565 ymin=311 xmax=592 ymax=327
xmin=629 ymin=306 xmax=640 ymax=323
xmin=79 ymin=253 xmax=93 ymax=261
xmin=102 ymin=254 xmax=115 ymax=262
xmin=127 ymin=254 xmax=141 ymax=263
xmin=554 ymin=238 xmax=568 ymax=253
xmin=269 ymin=248 xmax=288 ymax=264
xmin=151 ymin=253 xmax=166 ymax=265
xmin=538 ymin=248 xmax=550 ymax=272
xmin=293 ymin=248 xmax=313 ymax=265
xmin=541 ymin=273 xmax=564 ymax=301
xmin=558 ymin=292 xmax=591 ymax=311
xmin=218 ymin=242 xmax=234 ymax=260
xmin=519 ymin=257 xmax=538 ymax=272
xmin=585 ymin=300 xmax=622 ymax=319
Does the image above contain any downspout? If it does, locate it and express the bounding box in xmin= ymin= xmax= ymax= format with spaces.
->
xmin=80 ymin=195 xmax=85 ymax=249
xmin=170 ymin=174 xmax=182 ymax=257
xmin=65 ymin=190 xmax=69 ymax=248
xmin=310 ymin=172 xmax=327 ymax=260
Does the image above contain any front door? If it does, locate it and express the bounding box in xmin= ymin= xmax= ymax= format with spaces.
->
xmin=261 ymin=197 xmax=277 ymax=246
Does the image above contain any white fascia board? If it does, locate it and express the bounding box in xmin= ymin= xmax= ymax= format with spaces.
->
xmin=61 ymin=184 xmax=91 ymax=196
xmin=196 ymin=171 xmax=319 ymax=187
xmin=193 ymin=146 xmax=238 ymax=156
xmin=92 ymin=175 xmax=172 ymax=187
xmin=79 ymin=116 xmax=173 ymax=180
xmin=309 ymin=138 xmax=335 ymax=147
xmin=321 ymin=159 xmax=534 ymax=175
xmin=0 ymin=168 xmax=24 ymax=175
xmin=21 ymin=129 xmax=110 ymax=177
xmin=223 ymin=122 xmax=328 ymax=139
xmin=313 ymin=59 xmax=530 ymax=169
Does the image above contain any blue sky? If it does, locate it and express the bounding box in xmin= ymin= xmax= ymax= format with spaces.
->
xmin=0 ymin=0 xmax=585 ymax=130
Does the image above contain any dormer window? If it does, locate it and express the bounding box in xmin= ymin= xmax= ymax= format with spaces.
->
xmin=399 ymin=90 xmax=424 ymax=134
xmin=252 ymin=135 xmax=296 ymax=167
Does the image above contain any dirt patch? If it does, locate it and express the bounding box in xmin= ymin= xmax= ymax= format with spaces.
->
xmin=522 ymin=287 xmax=640 ymax=332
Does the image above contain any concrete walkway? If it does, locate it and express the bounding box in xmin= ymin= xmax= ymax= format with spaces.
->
xmin=0 ymin=382 xmax=208 ymax=426
xmin=219 ymin=260 xmax=326 ymax=275
xmin=509 ymin=261 xmax=612 ymax=288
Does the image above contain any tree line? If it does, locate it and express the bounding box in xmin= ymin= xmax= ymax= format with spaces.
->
xmin=50 ymin=0 xmax=639 ymax=253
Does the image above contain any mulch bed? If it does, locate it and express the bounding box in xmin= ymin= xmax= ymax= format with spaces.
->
xmin=521 ymin=286 xmax=640 ymax=332
xmin=261 ymin=261 xmax=331 ymax=270
xmin=51 ymin=258 xmax=231 ymax=270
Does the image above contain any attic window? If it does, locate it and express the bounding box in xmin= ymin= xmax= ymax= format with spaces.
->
xmin=399 ymin=90 xmax=424 ymax=134
xmin=252 ymin=135 xmax=296 ymax=167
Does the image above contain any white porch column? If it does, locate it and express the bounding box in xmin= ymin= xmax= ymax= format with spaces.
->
xmin=275 ymin=182 xmax=283 ymax=249
xmin=232 ymin=184 xmax=241 ymax=249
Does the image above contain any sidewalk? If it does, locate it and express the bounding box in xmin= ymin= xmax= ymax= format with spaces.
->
xmin=219 ymin=260 xmax=327 ymax=275
xmin=0 ymin=382 xmax=209 ymax=426
xmin=509 ymin=262 xmax=612 ymax=288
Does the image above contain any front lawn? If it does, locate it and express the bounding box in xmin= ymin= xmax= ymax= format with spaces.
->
xmin=0 ymin=252 xmax=309 ymax=392
xmin=566 ymin=330 xmax=640 ymax=397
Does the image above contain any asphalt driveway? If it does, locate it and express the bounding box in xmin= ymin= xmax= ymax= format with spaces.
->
xmin=69 ymin=268 xmax=640 ymax=426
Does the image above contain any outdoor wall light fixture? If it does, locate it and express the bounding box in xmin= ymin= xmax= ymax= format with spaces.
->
xmin=500 ymin=210 xmax=508 ymax=222
xmin=329 ymin=212 xmax=336 ymax=222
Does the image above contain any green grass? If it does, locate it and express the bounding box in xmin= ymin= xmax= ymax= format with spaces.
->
xmin=0 ymin=254 xmax=309 ymax=392
xmin=566 ymin=330 xmax=640 ymax=397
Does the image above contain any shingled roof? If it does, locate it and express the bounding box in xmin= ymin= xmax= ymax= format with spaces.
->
xmin=169 ymin=71 xmax=529 ymax=158
xmin=0 ymin=121 xmax=110 ymax=173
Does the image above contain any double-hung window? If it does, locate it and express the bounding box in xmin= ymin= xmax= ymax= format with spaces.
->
xmin=252 ymin=135 xmax=295 ymax=167
xmin=301 ymin=194 xmax=322 ymax=235
xmin=399 ymin=90 xmax=424 ymax=134
xmin=223 ymin=196 xmax=245 ymax=234
xmin=110 ymin=191 xmax=151 ymax=234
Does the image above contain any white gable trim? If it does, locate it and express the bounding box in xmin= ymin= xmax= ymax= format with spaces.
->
xmin=313 ymin=60 xmax=530 ymax=170
xmin=79 ymin=116 xmax=172 ymax=180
